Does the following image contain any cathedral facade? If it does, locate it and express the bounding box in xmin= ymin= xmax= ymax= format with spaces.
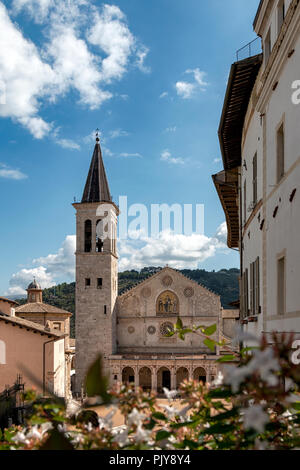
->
xmin=74 ymin=136 xmax=238 ymax=394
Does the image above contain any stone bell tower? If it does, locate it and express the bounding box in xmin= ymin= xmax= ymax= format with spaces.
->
xmin=73 ymin=132 xmax=119 ymax=393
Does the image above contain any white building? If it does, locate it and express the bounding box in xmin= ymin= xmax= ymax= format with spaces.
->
xmin=213 ymin=0 xmax=300 ymax=342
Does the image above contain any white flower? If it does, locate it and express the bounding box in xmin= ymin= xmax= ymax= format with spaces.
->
xmin=248 ymin=349 xmax=280 ymax=386
xmin=98 ymin=407 xmax=116 ymax=430
xmin=113 ymin=428 xmax=129 ymax=447
xmin=163 ymin=388 xmax=177 ymax=402
xmin=26 ymin=426 xmax=42 ymax=440
xmin=232 ymin=326 xmax=259 ymax=347
xmin=242 ymin=405 xmax=269 ymax=433
xmin=223 ymin=365 xmax=251 ymax=392
xmin=211 ymin=371 xmax=224 ymax=387
xmin=40 ymin=422 xmax=53 ymax=435
xmin=11 ymin=431 xmax=30 ymax=445
xmin=133 ymin=424 xmax=151 ymax=443
xmin=178 ymin=404 xmax=192 ymax=420
xmin=255 ymin=438 xmax=268 ymax=450
xmin=85 ymin=422 xmax=93 ymax=432
xmin=57 ymin=423 xmax=68 ymax=433
xmin=127 ymin=408 xmax=146 ymax=427
xmin=160 ymin=405 xmax=179 ymax=420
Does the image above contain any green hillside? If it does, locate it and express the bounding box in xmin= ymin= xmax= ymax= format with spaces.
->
xmin=16 ymin=267 xmax=239 ymax=338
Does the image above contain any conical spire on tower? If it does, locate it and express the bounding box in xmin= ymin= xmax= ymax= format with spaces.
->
xmin=81 ymin=130 xmax=112 ymax=203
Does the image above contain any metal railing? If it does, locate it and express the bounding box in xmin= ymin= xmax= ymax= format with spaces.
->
xmin=236 ymin=37 xmax=262 ymax=61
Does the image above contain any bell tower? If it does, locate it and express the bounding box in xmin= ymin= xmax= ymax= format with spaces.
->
xmin=73 ymin=132 xmax=119 ymax=393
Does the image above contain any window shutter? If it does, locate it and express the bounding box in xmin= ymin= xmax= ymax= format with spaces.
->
xmin=245 ymin=269 xmax=249 ymax=317
xmin=250 ymin=263 xmax=254 ymax=315
xmin=255 ymin=257 xmax=260 ymax=314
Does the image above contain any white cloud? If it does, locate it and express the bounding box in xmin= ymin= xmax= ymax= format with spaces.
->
xmin=161 ymin=149 xmax=184 ymax=165
xmin=87 ymin=4 xmax=135 ymax=83
xmin=0 ymin=163 xmax=27 ymax=180
xmin=109 ymin=129 xmax=130 ymax=139
xmin=164 ymin=126 xmax=177 ymax=133
xmin=55 ymin=138 xmax=80 ymax=150
xmin=135 ymin=45 xmax=150 ymax=73
xmin=33 ymin=235 xmax=76 ymax=279
xmin=7 ymin=266 xmax=55 ymax=296
xmin=6 ymin=224 xmax=229 ymax=295
xmin=119 ymin=152 xmax=142 ymax=158
xmin=176 ymin=68 xmax=208 ymax=99
xmin=6 ymin=235 xmax=75 ymax=296
xmin=186 ymin=68 xmax=208 ymax=90
xmin=12 ymin=0 xmax=54 ymax=22
xmin=118 ymin=223 xmax=229 ymax=271
xmin=0 ymin=1 xmax=148 ymax=138
xmin=214 ymin=157 xmax=222 ymax=164
xmin=175 ymin=81 xmax=195 ymax=99
xmin=159 ymin=91 xmax=168 ymax=99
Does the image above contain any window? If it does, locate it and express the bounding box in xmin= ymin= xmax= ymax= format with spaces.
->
xmin=84 ymin=220 xmax=92 ymax=252
xmin=96 ymin=220 xmax=104 ymax=252
xmin=277 ymin=123 xmax=285 ymax=183
xmin=114 ymin=375 xmax=118 ymax=380
xmin=250 ymin=257 xmax=260 ymax=315
xmin=242 ymin=269 xmax=249 ymax=317
xmin=31 ymin=294 xmax=36 ymax=302
xmin=252 ymin=153 xmax=257 ymax=206
xmin=243 ymin=180 xmax=247 ymax=225
xmin=0 ymin=340 xmax=6 ymax=365
xmin=104 ymin=305 xmax=107 ymax=315
xmin=264 ymin=28 xmax=271 ymax=64
xmin=97 ymin=278 xmax=103 ymax=289
xmin=277 ymin=0 xmax=285 ymax=34
xmin=85 ymin=278 xmax=91 ymax=287
xmin=53 ymin=322 xmax=61 ymax=331
xmin=277 ymin=256 xmax=286 ymax=315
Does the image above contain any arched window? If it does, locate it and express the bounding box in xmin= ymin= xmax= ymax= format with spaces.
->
xmin=0 ymin=340 xmax=6 ymax=365
xmin=84 ymin=220 xmax=92 ymax=252
xmin=96 ymin=219 xmax=104 ymax=252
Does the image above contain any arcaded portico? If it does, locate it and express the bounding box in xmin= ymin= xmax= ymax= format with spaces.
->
xmin=110 ymin=356 xmax=218 ymax=393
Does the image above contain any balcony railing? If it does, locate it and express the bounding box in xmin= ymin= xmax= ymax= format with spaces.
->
xmin=236 ymin=37 xmax=262 ymax=61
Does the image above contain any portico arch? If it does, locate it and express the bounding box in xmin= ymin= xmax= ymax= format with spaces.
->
xmin=157 ymin=366 xmax=171 ymax=393
xmin=193 ymin=367 xmax=207 ymax=384
xmin=176 ymin=367 xmax=189 ymax=388
xmin=139 ymin=367 xmax=152 ymax=392
xmin=122 ymin=367 xmax=135 ymax=385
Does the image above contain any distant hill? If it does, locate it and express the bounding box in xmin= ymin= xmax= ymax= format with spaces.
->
xmin=16 ymin=267 xmax=239 ymax=338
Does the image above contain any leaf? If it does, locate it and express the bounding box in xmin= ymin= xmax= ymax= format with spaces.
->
xmin=202 ymin=423 xmax=235 ymax=435
xmin=204 ymin=338 xmax=216 ymax=352
xmin=203 ymin=324 xmax=217 ymax=336
xmin=39 ymin=429 xmax=74 ymax=451
xmin=156 ymin=430 xmax=172 ymax=441
xmin=152 ymin=412 xmax=167 ymax=421
xmin=84 ymin=355 xmax=111 ymax=403
xmin=217 ymin=355 xmax=236 ymax=363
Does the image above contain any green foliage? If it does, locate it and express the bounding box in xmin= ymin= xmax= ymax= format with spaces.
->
xmin=0 ymin=333 xmax=300 ymax=450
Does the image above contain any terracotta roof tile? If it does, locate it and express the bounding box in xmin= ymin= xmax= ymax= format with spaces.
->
xmin=0 ymin=313 xmax=65 ymax=338
xmin=15 ymin=302 xmax=72 ymax=316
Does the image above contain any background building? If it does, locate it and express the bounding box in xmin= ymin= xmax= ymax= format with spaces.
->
xmin=213 ymin=0 xmax=300 ymax=342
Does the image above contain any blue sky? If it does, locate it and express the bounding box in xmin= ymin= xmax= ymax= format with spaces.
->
xmin=0 ymin=0 xmax=260 ymax=296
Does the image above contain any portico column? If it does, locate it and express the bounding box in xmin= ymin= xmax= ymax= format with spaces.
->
xmin=171 ymin=368 xmax=176 ymax=390
xmin=135 ymin=366 xmax=139 ymax=391
xmin=151 ymin=368 xmax=157 ymax=394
